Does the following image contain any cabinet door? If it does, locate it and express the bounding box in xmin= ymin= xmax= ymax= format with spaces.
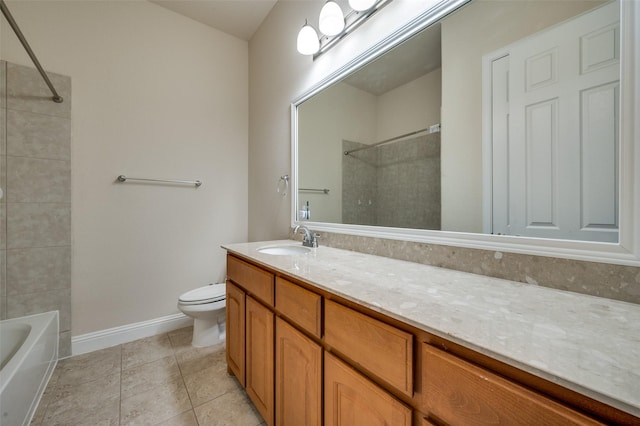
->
xmin=246 ymin=296 xmax=275 ymax=425
xmin=325 ymin=352 xmax=412 ymax=426
xmin=226 ymin=280 xmax=245 ymax=385
xmin=275 ymin=318 xmax=322 ymax=426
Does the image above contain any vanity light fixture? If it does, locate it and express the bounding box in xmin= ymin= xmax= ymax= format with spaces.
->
xmin=319 ymin=0 xmax=345 ymax=36
xmin=297 ymin=20 xmax=320 ymax=55
xmin=348 ymin=0 xmax=376 ymax=12
xmin=296 ymin=0 xmax=392 ymax=58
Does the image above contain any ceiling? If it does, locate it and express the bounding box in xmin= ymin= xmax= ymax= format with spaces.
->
xmin=343 ymin=23 xmax=441 ymax=96
xmin=150 ymin=0 xmax=278 ymax=41
xmin=149 ymin=0 xmax=442 ymax=95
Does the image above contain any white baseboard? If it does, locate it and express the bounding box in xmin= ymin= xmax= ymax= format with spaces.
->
xmin=71 ymin=313 xmax=193 ymax=356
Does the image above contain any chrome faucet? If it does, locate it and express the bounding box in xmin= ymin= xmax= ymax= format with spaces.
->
xmin=293 ymin=225 xmax=320 ymax=248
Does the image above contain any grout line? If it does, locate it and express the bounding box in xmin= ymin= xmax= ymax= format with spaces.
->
xmin=4 ymin=154 xmax=71 ymax=164
xmin=3 ymin=106 xmax=71 ymax=121
xmin=170 ymin=328 xmax=201 ymax=425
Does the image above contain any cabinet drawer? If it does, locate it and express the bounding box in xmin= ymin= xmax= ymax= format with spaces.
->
xmin=227 ymin=255 xmax=274 ymax=306
xmin=420 ymin=344 xmax=603 ymax=425
xmin=325 ymin=352 xmax=412 ymax=426
xmin=276 ymin=277 xmax=321 ymax=338
xmin=324 ymin=299 xmax=413 ymax=396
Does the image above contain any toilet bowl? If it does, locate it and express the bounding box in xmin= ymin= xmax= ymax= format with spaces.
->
xmin=177 ymin=283 xmax=226 ymax=347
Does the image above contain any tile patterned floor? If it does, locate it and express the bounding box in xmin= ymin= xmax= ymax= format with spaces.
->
xmin=31 ymin=327 xmax=265 ymax=426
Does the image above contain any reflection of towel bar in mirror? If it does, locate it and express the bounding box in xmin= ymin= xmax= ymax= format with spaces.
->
xmin=299 ymin=188 xmax=330 ymax=194
xmin=344 ymin=124 xmax=440 ymax=155
xmin=117 ymin=175 xmax=202 ymax=188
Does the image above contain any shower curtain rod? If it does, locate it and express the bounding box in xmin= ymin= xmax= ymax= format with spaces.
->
xmin=0 ymin=0 xmax=63 ymax=103
xmin=343 ymin=124 xmax=440 ymax=156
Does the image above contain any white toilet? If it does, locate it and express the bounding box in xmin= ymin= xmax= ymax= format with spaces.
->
xmin=177 ymin=283 xmax=226 ymax=347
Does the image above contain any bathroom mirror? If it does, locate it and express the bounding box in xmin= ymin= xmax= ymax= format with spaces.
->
xmin=292 ymin=0 xmax=640 ymax=265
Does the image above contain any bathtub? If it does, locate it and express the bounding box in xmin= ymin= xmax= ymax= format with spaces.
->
xmin=0 ymin=312 xmax=59 ymax=426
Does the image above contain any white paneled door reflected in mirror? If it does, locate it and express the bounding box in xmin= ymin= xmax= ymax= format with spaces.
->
xmin=292 ymin=0 xmax=640 ymax=266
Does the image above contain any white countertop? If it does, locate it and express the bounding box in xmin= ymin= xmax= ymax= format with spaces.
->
xmin=222 ymin=240 xmax=640 ymax=417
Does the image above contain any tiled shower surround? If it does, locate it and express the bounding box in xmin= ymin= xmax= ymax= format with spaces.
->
xmin=0 ymin=61 xmax=72 ymax=356
xmin=342 ymin=133 xmax=441 ymax=230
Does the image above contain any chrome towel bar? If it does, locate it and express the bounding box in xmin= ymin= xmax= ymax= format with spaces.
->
xmin=117 ymin=175 xmax=202 ymax=188
xmin=300 ymin=188 xmax=330 ymax=194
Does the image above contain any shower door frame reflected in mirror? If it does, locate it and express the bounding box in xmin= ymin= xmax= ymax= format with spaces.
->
xmin=291 ymin=0 xmax=640 ymax=266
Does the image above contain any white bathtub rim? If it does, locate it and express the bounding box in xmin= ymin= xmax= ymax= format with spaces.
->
xmin=0 ymin=311 xmax=59 ymax=394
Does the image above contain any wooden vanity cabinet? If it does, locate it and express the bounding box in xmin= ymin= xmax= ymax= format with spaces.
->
xmin=225 ymin=253 xmax=636 ymax=426
xmin=276 ymin=277 xmax=321 ymax=338
xmin=275 ymin=278 xmax=322 ymax=425
xmin=419 ymin=343 xmax=603 ymax=426
xmin=324 ymin=299 xmax=413 ymax=397
xmin=246 ymin=296 xmax=275 ymax=425
xmin=275 ymin=317 xmax=322 ymax=426
xmin=227 ymin=255 xmax=274 ymax=306
xmin=226 ymin=255 xmax=276 ymax=426
xmin=225 ymin=281 xmax=245 ymax=385
xmin=324 ymin=352 xmax=412 ymax=426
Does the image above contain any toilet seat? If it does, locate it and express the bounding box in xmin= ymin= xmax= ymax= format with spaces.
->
xmin=179 ymin=284 xmax=226 ymax=305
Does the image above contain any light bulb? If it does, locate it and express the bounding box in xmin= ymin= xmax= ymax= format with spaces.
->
xmin=348 ymin=0 xmax=376 ymax=12
xmin=319 ymin=1 xmax=345 ymax=36
xmin=297 ymin=21 xmax=320 ymax=55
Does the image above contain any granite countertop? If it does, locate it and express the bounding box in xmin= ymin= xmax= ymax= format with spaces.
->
xmin=222 ymin=240 xmax=640 ymax=417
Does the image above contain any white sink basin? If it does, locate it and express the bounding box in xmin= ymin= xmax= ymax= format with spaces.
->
xmin=258 ymin=245 xmax=311 ymax=255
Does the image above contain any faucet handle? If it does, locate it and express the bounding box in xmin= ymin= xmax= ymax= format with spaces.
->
xmin=311 ymin=232 xmax=320 ymax=248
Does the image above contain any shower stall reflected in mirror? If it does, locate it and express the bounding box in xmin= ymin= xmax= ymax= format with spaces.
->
xmin=342 ymin=131 xmax=441 ymax=230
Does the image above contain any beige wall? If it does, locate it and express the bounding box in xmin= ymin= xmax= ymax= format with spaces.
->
xmin=1 ymin=1 xmax=248 ymax=335
xmin=298 ymin=82 xmax=376 ymax=223
xmin=376 ymin=68 xmax=442 ymax=142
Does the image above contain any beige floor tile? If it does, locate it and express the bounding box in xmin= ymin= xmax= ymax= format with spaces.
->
xmin=33 ymin=331 xmax=264 ymax=426
xmin=156 ymin=409 xmax=199 ymax=426
xmin=120 ymin=377 xmax=192 ymax=426
xmin=55 ymin=345 xmax=121 ymax=386
xmin=194 ymin=389 xmax=263 ymax=426
xmin=43 ymin=389 xmax=120 ymax=426
xmin=175 ymin=342 xmax=225 ymax=377
xmin=167 ymin=326 xmax=195 ymax=352
xmin=45 ymin=372 xmax=120 ymax=419
xmin=121 ymin=354 xmax=182 ymax=399
xmin=184 ymin=362 xmax=244 ymax=407
xmin=122 ymin=333 xmax=174 ymax=370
